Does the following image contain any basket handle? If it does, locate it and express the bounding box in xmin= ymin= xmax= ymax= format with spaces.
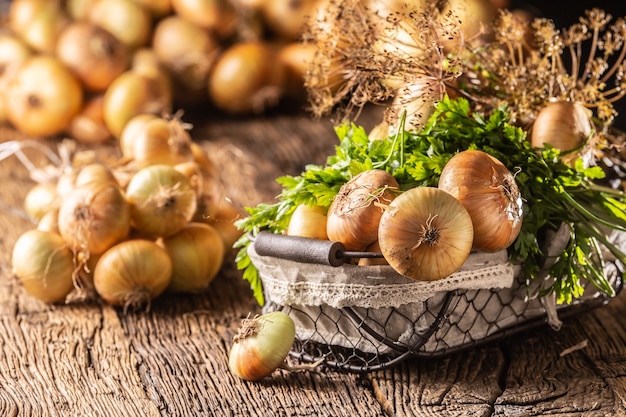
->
xmin=252 ymin=231 xmax=347 ymax=266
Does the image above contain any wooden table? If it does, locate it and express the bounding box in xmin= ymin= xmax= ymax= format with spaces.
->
xmin=0 ymin=107 xmax=625 ymax=417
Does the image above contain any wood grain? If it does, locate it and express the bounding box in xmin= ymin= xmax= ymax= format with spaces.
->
xmin=0 ymin=111 xmax=625 ymax=416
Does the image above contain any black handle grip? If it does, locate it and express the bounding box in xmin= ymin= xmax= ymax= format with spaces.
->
xmin=252 ymin=231 xmax=347 ymax=267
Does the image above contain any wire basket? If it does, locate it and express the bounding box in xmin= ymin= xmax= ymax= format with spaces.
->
xmin=250 ymin=229 xmax=625 ymax=373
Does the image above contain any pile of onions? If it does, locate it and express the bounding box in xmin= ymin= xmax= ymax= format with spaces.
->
xmin=1 ymin=0 xmax=326 ymax=141
xmin=10 ymin=113 xmax=240 ymax=309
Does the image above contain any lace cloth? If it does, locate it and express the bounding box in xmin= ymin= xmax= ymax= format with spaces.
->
xmin=250 ymin=244 xmax=515 ymax=309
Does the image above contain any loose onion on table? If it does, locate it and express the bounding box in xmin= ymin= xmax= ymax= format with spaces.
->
xmin=93 ymin=239 xmax=172 ymax=311
xmin=11 ymin=229 xmax=76 ymax=304
xmin=378 ymin=186 xmax=474 ymax=281
xmin=438 ymin=149 xmax=523 ymax=252
xmin=125 ymin=164 xmax=197 ymax=238
xmin=228 ymin=311 xmax=296 ymax=382
xmin=326 ymin=169 xmax=399 ymax=251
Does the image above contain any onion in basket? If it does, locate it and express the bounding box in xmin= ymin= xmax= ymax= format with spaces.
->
xmin=326 ymin=169 xmax=399 ymax=251
xmin=377 ymin=186 xmax=474 ymax=281
xmin=438 ymin=150 xmax=523 ymax=252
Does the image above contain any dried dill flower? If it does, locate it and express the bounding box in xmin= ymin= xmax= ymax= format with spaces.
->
xmin=470 ymin=8 xmax=626 ymax=129
xmin=303 ymin=0 xmax=475 ymax=130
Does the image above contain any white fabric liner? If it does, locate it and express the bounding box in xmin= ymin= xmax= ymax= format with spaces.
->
xmin=251 ymin=230 xmax=624 ymax=355
xmin=250 ymin=244 xmax=515 ymax=309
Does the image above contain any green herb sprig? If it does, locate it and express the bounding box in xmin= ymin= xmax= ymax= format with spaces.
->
xmin=236 ymin=96 xmax=626 ymax=306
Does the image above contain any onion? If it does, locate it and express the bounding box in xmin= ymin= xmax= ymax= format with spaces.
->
xmin=24 ymin=182 xmax=59 ymax=221
xmin=175 ymin=160 xmax=221 ymax=219
xmin=259 ymin=0 xmax=321 ymax=40
xmin=125 ymin=164 xmax=197 ymax=237
xmin=102 ymin=69 xmax=172 ymax=139
xmin=170 ymin=0 xmax=238 ymax=39
xmin=160 ymin=222 xmax=224 ymax=293
xmin=438 ymin=149 xmax=523 ymax=252
xmin=277 ymin=42 xmax=316 ymax=100
xmin=87 ymin=0 xmax=152 ymax=50
xmin=37 ymin=208 xmax=60 ymax=233
xmin=287 ymin=204 xmax=328 ymax=240
xmin=228 ymin=311 xmax=296 ymax=381
xmin=208 ymin=41 xmax=286 ymax=114
xmin=326 ymin=169 xmax=399 ymax=251
xmin=9 ymin=0 xmax=70 ymax=54
xmin=93 ymin=239 xmax=172 ymax=311
xmin=119 ymin=113 xmax=158 ymax=158
xmin=530 ymin=101 xmax=594 ymax=166
xmin=58 ymin=182 xmax=131 ymax=256
xmin=378 ymin=186 xmax=474 ymax=281
xmin=152 ymin=15 xmax=220 ymax=105
xmin=66 ymin=94 xmax=112 ymax=144
xmin=11 ymin=229 xmax=75 ymax=303
xmin=131 ymin=116 xmax=194 ymax=168
xmin=6 ymin=55 xmax=83 ymax=137
xmin=56 ymin=21 xmax=130 ymax=92
xmin=74 ymin=163 xmax=119 ymax=188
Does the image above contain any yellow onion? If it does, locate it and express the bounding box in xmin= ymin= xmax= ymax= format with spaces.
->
xmin=438 ymin=149 xmax=523 ymax=252
xmin=530 ymin=101 xmax=594 ymax=166
xmin=11 ymin=229 xmax=75 ymax=303
xmin=378 ymin=186 xmax=474 ymax=281
xmin=160 ymin=222 xmax=224 ymax=293
xmin=171 ymin=0 xmax=238 ymax=39
xmin=58 ymin=182 xmax=131 ymax=256
xmin=56 ymin=21 xmax=130 ymax=92
xmin=287 ymin=204 xmax=328 ymax=240
xmin=37 ymin=208 xmax=60 ymax=233
xmin=93 ymin=239 xmax=172 ymax=311
xmin=66 ymin=95 xmax=111 ymax=144
xmin=131 ymin=116 xmax=194 ymax=168
xmin=151 ymin=15 xmax=220 ymax=105
xmin=125 ymin=164 xmax=197 ymax=237
xmin=9 ymin=0 xmax=70 ymax=54
xmin=259 ymin=0 xmax=322 ymax=40
xmin=229 ymin=311 xmax=296 ymax=381
xmin=74 ymin=163 xmax=119 ymax=188
xmin=6 ymin=55 xmax=83 ymax=137
xmin=326 ymin=169 xmax=399 ymax=251
xmin=119 ymin=113 xmax=158 ymax=158
xmin=24 ymin=182 xmax=59 ymax=221
xmin=208 ymin=41 xmax=286 ymax=114
xmin=102 ymin=69 xmax=172 ymax=139
xmin=175 ymin=160 xmax=222 ymax=219
xmin=87 ymin=0 xmax=152 ymax=50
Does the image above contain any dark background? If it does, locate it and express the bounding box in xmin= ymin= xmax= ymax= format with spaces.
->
xmin=513 ymin=0 xmax=626 ymax=130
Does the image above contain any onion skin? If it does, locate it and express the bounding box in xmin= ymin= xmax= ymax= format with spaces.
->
xmin=438 ymin=150 xmax=523 ymax=252
xmin=228 ymin=311 xmax=296 ymax=381
xmin=11 ymin=229 xmax=75 ymax=304
xmin=125 ymin=164 xmax=197 ymax=238
xmin=160 ymin=223 xmax=225 ymax=293
xmin=378 ymin=187 xmax=474 ymax=281
xmin=327 ymin=169 xmax=399 ymax=251
xmin=58 ymin=182 xmax=131 ymax=256
xmin=93 ymin=239 xmax=172 ymax=310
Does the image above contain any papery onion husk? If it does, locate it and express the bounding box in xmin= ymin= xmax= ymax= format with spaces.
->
xmin=327 ymin=169 xmax=399 ymax=251
xmin=125 ymin=164 xmax=197 ymax=237
xmin=93 ymin=239 xmax=172 ymax=311
xmin=228 ymin=311 xmax=296 ymax=381
xmin=58 ymin=182 xmax=131 ymax=256
xmin=11 ymin=229 xmax=75 ymax=303
xmin=160 ymin=222 xmax=224 ymax=293
xmin=438 ymin=149 xmax=523 ymax=252
xmin=378 ymin=186 xmax=474 ymax=281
